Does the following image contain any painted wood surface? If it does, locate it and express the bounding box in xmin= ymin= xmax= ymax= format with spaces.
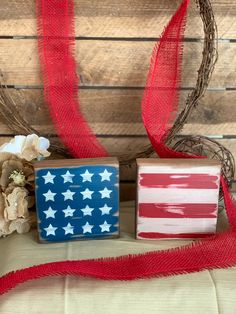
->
xmin=34 ymin=158 xmax=119 ymax=242
xmin=136 ymin=159 xmax=221 ymax=239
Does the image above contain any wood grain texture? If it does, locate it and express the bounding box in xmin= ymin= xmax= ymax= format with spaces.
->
xmin=34 ymin=157 xmax=119 ymax=169
xmin=1 ymin=89 xmax=235 ymax=136
xmin=0 ymin=0 xmax=235 ymax=186
xmin=0 ymin=39 xmax=236 ymax=88
xmin=0 ymin=0 xmax=236 ymax=38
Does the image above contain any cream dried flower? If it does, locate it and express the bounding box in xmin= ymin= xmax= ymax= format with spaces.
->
xmin=0 ymin=153 xmax=36 ymax=237
xmin=0 ymin=187 xmax=32 ymax=237
xmin=8 ymin=218 xmax=31 ymax=234
xmin=9 ymin=170 xmax=26 ymax=186
xmin=0 ymin=187 xmax=36 ymax=237
xmin=0 ymin=155 xmax=34 ymax=191
xmin=0 ymin=134 xmax=51 ymax=237
xmin=0 ymin=190 xmax=10 ymax=237
xmin=0 ymin=134 xmax=50 ymax=161
xmin=4 ymin=187 xmax=29 ymax=221
xmin=0 ymin=220 xmax=10 ymax=237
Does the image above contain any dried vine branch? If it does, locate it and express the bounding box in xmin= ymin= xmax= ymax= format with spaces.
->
xmin=0 ymin=85 xmax=38 ymax=135
xmin=168 ymin=0 xmax=218 ymax=142
xmin=173 ymin=136 xmax=235 ymax=195
xmin=0 ymin=85 xmax=70 ymax=157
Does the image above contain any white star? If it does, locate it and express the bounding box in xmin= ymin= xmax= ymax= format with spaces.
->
xmin=42 ymin=171 xmax=55 ymax=184
xmin=99 ymin=169 xmax=113 ymax=182
xmin=62 ymin=205 xmax=76 ymax=217
xmin=80 ymin=205 xmax=94 ymax=216
xmin=99 ymin=187 xmax=112 ymax=199
xmin=82 ymin=222 xmax=94 ymax=234
xmin=80 ymin=170 xmax=94 ymax=182
xmin=43 ymin=190 xmax=56 ymax=202
xmin=61 ymin=170 xmax=75 ymax=183
xmin=99 ymin=204 xmax=112 ymax=215
xmin=99 ymin=221 xmax=112 ymax=232
xmin=63 ymin=223 xmax=74 ymax=235
xmin=62 ymin=189 xmax=75 ymax=200
xmin=43 ymin=206 xmax=57 ymax=219
xmin=80 ymin=188 xmax=94 ymax=200
xmin=44 ymin=224 xmax=57 ymax=236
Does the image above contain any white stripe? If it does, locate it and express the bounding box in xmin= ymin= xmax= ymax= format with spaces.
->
xmin=138 ymin=188 xmax=219 ymax=204
xmin=137 ymin=217 xmax=217 ymax=234
xmin=139 ymin=165 xmax=220 ymax=176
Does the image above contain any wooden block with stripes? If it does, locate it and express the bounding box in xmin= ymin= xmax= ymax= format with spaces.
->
xmin=136 ymin=158 xmax=221 ymax=240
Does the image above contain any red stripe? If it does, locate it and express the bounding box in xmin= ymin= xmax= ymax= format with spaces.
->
xmin=139 ymin=173 xmax=219 ymax=189
xmin=139 ymin=203 xmax=217 ymax=218
xmin=138 ymin=232 xmax=214 ymax=239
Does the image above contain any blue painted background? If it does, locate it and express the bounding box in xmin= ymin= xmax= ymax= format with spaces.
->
xmin=35 ymin=165 xmax=119 ymax=243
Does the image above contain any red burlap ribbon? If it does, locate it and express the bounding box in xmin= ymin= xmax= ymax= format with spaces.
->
xmin=1 ymin=0 xmax=236 ymax=295
xmin=36 ymin=0 xmax=108 ymax=158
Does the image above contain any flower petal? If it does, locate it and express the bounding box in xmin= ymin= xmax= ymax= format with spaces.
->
xmin=0 ymin=134 xmax=51 ymax=161
xmin=0 ymin=136 xmax=26 ymax=155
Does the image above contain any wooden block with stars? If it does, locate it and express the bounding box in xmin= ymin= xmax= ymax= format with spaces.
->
xmin=136 ymin=158 xmax=221 ymax=240
xmin=34 ymin=157 xmax=120 ymax=243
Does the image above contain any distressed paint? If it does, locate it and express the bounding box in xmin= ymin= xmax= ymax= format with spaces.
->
xmin=138 ymin=164 xmax=221 ymax=175
xmin=34 ymin=158 xmax=119 ymax=243
xmin=137 ymin=217 xmax=217 ymax=234
xmin=136 ymin=158 xmax=221 ymax=240
xmin=139 ymin=173 xmax=219 ymax=189
xmin=138 ymin=232 xmax=214 ymax=239
xmin=139 ymin=203 xmax=217 ymax=218
xmin=138 ymin=188 xmax=219 ymax=204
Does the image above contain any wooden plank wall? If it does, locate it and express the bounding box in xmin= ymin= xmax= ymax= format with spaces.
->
xmin=0 ymin=0 xmax=236 ymax=197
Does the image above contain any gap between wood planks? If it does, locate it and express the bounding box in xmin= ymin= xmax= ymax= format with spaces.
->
xmin=4 ymin=85 xmax=235 ymax=92
xmin=0 ymin=36 xmax=233 ymax=43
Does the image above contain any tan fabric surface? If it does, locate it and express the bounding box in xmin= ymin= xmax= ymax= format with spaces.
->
xmin=0 ymin=202 xmax=235 ymax=314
